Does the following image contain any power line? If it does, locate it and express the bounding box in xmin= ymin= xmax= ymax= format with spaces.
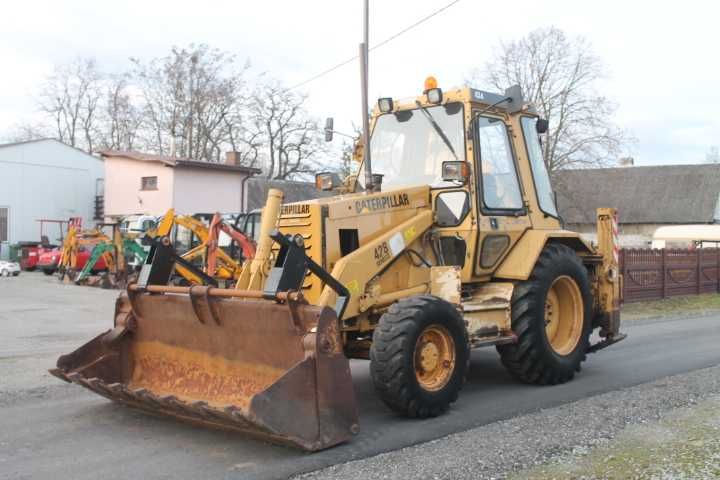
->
xmin=289 ymin=0 xmax=461 ymax=90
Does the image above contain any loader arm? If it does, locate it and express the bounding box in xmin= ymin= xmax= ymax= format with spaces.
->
xmin=174 ymin=243 xmax=237 ymax=283
xmin=75 ymin=242 xmax=113 ymax=283
xmin=155 ymin=209 xmax=175 ymax=237
xmin=205 ymin=213 xmax=254 ymax=280
xmin=174 ymin=215 xmax=210 ymax=243
xmin=58 ymin=227 xmax=77 ymax=270
xmin=122 ymin=239 xmax=148 ymax=264
xmin=174 ymin=245 xmax=210 ymax=285
xmin=156 ymin=214 xmax=212 ymax=285
xmin=235 ymin=189 xmax=284 ymax=291
xmin=141 ymin=209 xmax=176 ymax=242
xmin=218 ymin=222 xmax=256 ymax=259
xmin=317 ymin=210 xmax=435 ymax=319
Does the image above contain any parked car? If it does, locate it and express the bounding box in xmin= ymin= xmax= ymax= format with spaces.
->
xmin=36 ymin=246 xmax=108 ymax=275
xmin=37 ymin=248 xmax=61 ymax=275
xmin=20 ymin=245 xmax=56 ymax=271
xmin=0 ymin=260 xmax=21 ymax=277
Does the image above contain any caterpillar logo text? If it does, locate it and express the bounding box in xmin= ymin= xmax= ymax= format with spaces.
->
xmin=281 ymin=204 xmax=310 ymax=215
xmin=355 ymin=193 xmax=410 ymax=214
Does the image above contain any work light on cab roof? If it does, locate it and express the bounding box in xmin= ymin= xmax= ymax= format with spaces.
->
xmin=424 ymin=75 xmax=442 ymax=103
xmin=377 ymin=97 xmax=393 ymax=113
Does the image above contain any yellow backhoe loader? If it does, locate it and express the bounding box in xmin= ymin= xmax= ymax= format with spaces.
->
xmin=142 ymin=210 xmax=250 ymax=286
xmin=56 ymin=223 xmax=113 ymax=283
xmin=51 ymin=79 xmax=624 ymax=451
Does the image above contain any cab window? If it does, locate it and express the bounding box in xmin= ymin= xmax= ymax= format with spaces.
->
xmin=476 ymin=117 xmax=523 ymax=210
xmin=521 ymin=116 xmax=558 ymax=217
xmin=141 ymin=219 xmax=157 ymax=231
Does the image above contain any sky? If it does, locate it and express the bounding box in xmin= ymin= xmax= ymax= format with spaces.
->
xmin=1 ymin=0 xmax=719 ymax=166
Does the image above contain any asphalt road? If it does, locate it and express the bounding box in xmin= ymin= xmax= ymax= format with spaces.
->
xmin=1 ymin=273 xmax=719 ymax=480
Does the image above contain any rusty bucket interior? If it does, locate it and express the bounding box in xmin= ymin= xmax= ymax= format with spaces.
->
xmin=50 ymin=286 xmax=358 ymax=451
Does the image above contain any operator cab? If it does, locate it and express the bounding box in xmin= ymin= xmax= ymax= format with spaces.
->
xmin=356 ymin=78 xmax=562 ymax=280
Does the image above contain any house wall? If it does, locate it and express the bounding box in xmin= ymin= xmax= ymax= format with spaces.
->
xmin=172 ymin=168 xmax=248 ymax=215
xmin=0 ymin=140 xmax=104 ymax=245
xmin=104 ymin=157 xmax=174 ymax=216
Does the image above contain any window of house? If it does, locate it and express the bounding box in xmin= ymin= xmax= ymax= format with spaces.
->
xmin=0 ymin=207 xmax=8 ymax=242
xmin=141 ymin=176 xmax=158 ymax=191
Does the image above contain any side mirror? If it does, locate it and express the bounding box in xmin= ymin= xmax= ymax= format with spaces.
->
xmin=324 ymin=117 xmax=334 ymax=142
xmin=315 ymin=172 xmax=342 ymax=191
xmin=536 ymin=118 xmax=549 ymax=134
xmin=442 ymin=161 xmax=471 ymax=184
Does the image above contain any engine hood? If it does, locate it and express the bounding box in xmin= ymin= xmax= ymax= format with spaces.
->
xmin=280 ymin=184 xmax=431 ymax=220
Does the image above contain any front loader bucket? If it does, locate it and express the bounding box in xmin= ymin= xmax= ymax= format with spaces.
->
xmin=50 ymin=286 xmax=359 ymax=451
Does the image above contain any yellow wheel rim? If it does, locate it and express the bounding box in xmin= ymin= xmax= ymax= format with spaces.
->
xmin=544 ymin=276 xmax=583 ymax=356
xmin=414 ymin=325 xmax=455 ymax=391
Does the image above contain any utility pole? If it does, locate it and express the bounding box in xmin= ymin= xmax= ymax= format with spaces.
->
xmin=360 ymin=0 xmax=373 ymax=191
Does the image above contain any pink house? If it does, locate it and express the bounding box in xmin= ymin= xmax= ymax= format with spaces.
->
xmin=101 ymin=151 xmax=261 ymax=217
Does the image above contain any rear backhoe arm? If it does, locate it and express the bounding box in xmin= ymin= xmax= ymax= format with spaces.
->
xmin=588 ymin=208 xmax=626 ymax=352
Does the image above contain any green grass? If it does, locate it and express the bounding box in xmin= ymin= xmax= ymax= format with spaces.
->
xmin=621 ymin=293 xmax=720 ymax=320
xmin=509 ymin=396 xmax=720 ymax=480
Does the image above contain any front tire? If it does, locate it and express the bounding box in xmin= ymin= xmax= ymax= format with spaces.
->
xmin=497 ymin=243 xmax=592 ymax=385
xmin=370 ymin=295 xmax=469 ymax=418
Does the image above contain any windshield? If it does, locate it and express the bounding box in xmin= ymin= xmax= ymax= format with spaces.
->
xmin=365 ymin=102 xmax=464 ymax=189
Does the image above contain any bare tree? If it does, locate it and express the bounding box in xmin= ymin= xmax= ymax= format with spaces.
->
xmin=38 ymin=58 xmax=103 ymax=153
xmin=468 ymin=27 xmax=629 ymax=173
xmin=130 ymin=44 xmax=250 ymax=161
xmin=249 ymin=80 xmax=325 ymax=179
xmin=2 ymin=122 xmax=51 ymax=143
xmin=12 ymin=44 xmax=328 ymax=178
xmin=707 ymin=146 xmax=720 ymax=164
xmin=99 ymin=74 xmax=143 ymax=151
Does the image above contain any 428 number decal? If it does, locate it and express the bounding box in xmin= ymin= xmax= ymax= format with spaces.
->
xmin=374 ymin=242 xmax=391 ymax=266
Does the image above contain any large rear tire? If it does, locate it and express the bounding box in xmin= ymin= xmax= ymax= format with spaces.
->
xmin=370 ymin=295 xmax=469 ymax=418
xmin=497 ymin=243 xmax=592 ymax=385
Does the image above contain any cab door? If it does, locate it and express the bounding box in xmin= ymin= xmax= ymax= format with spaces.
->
xmin=472 ymin=114 xmax=531 ymax=276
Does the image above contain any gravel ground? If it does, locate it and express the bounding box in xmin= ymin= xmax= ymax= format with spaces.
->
xmin=297 ymin=365 xmax=720 ymax=480
xmin=512 ymin=394 xmax=720 ymax=479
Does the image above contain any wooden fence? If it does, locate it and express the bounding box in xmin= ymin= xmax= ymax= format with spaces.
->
xmin=620 ymin=248 xmax=720 ymax=302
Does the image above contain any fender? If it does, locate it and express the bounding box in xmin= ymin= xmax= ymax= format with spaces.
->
xmin=494 ymin=229 xmax=594 ymax=281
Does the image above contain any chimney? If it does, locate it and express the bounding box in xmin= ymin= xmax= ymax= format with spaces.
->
xmin=225 ymin=151 xmax=241 ymax=165
xmin=618 ymin=157 xmax=634 ymax=167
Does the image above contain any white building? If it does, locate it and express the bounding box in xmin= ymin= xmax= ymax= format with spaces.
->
xmin=0 ymin=139 xmax=104 ymax=247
